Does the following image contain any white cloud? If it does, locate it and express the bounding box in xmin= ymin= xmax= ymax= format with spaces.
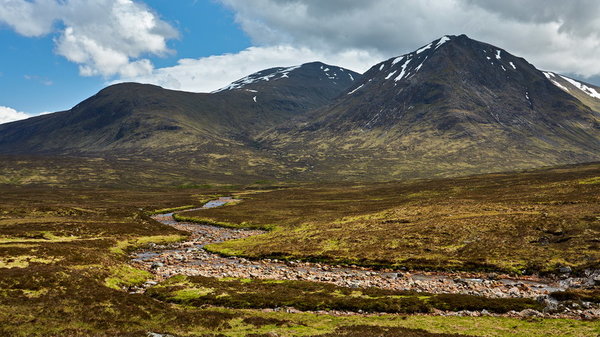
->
xmin=0 ymin=0 xmax=178 ymax=78
xmin=116 ymin=45 xmax=382 ymax=92
xmin=217 ymin=0 xmax=600 ymax=79
xmin=0 ymin=106 xmax=31 ymax=124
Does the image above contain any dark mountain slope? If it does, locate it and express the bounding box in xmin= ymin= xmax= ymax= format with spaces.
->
xmin=259 ymin=35 xmax=600 ymax=180
xmin=214 ymin=61 xmax=358 ymax=111
xmin=0 ymin=62 xmax=360 ymax=156
xmin=0 ymin=63 xmax=360 ymax=181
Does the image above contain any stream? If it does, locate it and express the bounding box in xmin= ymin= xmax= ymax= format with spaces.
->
xmin=129 ymin=197 xmax=582 ymax=299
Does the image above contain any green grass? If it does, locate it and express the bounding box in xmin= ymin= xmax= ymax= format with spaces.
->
xmin=579 ymin=176 xmax=600 ymax=184
xmin=147 ymin=205 xmax=196 ymax=215
xmin=104 ymin=264 xmax=152 ymax=290
xmin=109 ymin=234 xmax=188 ymax=255
xmin=173 ymin=213 xmax=275 ymax=230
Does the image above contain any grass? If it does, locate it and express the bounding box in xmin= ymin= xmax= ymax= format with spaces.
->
xmin=579 ymin=176 xmax=600 ymax=185
xmin=147 ymin=205 xmax=196 ymax=215
xmin=0 ymin=255 xmax=61 ymax=268
xmin=0 ymin=163 xmax=598 ymax=336
xmin=110 ymin=234 xmax=188 ymax=255
xmin=104 ymin=264 xmax=153 ymax=290
xmin=147 ymin=275 xmax=543 ymax=314
xmin=173 ymin=213 xmax=275 ymax=230
xmin=196 ymin=163 xmax=600 ymax=274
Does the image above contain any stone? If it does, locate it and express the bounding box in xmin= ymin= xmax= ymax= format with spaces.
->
xmin=518 ymin=309 xmax=542 ymax=317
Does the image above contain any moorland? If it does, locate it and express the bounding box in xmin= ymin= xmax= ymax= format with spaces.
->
xmin=0 ymin=159 xmax=598 ymax=336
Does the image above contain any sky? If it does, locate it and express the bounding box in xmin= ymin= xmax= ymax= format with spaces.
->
xmin=1 ymin=0 xmax=600 ymax=123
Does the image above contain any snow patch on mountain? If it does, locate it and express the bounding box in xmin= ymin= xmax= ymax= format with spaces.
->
xmin=415 ymin=56 xmax=428 ymax=72
xmin=394 ymin=58 xmax=412 ymax=82
xmin=385 ymin=70 xmax=397 ymax=80
xmin=347 ymin=84 xmax=364 ymax=95
xmin=392 ymin=56 xmax=404 ymax=65
xmin=544 ymin=72 xmax=570 ymax=92
xmin=560 ymin=75 xmax=600 ymax=99
xmin=435 ymin=36 xmax=450 ymax=49
xmin=416 ymin=43 xmax=432 ymax=54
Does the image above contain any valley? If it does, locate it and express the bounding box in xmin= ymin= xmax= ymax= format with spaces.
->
xmin=1 ymin=163 xmax=598 ymax=336
xmin=1 ymin=34 xmax=599 ymax=336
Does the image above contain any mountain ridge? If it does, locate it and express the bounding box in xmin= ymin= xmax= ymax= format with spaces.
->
xmin=0 ymin=35 xmax=598 ymax=182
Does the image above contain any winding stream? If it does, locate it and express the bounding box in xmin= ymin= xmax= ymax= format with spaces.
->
xmin=132 ymin=198 xmax=569 ymax=299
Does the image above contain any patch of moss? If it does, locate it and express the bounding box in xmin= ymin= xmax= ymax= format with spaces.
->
xmin=578 ymin=176 xmax=600 ymax=184
xmin=104 ymin=264 xmax=152 ymax=290
xmin=109 ymin=234 xmax=188 ymax=255
xmin=147 ymin=205 xmax=196 ymax=215
xmin=173 ymin=214 xmax=275 ymax=230
xmin=0 ymin=255 xmax=61 ymax=269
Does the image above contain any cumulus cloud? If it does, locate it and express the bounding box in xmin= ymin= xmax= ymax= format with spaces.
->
xmin=116 ymin=45 xmax=382 ymax=92
xmin=5 ymin=0 xmax=599 ymax=93
xmin=0 ymin=106 xmax=31 ymax=124
xmin=217 ymin=0 xmax=600 ymax=79
xmin=0 ymin=0 xmax=178 ymax=77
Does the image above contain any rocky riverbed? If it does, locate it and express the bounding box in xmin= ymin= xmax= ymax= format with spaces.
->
xmin=131 ymin=198 xmax=599 ymax=318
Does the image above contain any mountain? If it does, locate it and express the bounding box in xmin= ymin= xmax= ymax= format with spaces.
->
xmin=0 ymin=62 xmax=360 ymax=180
xmin=0 ymin=35 xmax=598 ymax=183
xmin=259 ymin=35 xmax=600 ymax=180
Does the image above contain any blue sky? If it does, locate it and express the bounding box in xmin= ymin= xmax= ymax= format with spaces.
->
xmin=1 ymin=0 xmax=600 ymax=122
xmin=0 ymin=0 xmax=251 ymax=115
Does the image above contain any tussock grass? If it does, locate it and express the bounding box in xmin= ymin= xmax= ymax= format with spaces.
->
xmin=148 ymin=275 xmax=543 ymax=314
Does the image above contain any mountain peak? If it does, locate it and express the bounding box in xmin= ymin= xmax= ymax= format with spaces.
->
xmin=344 ymin=34 xmax=544 ymax=100
xmin=213 ymin=62 xmax=360 ymax=93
